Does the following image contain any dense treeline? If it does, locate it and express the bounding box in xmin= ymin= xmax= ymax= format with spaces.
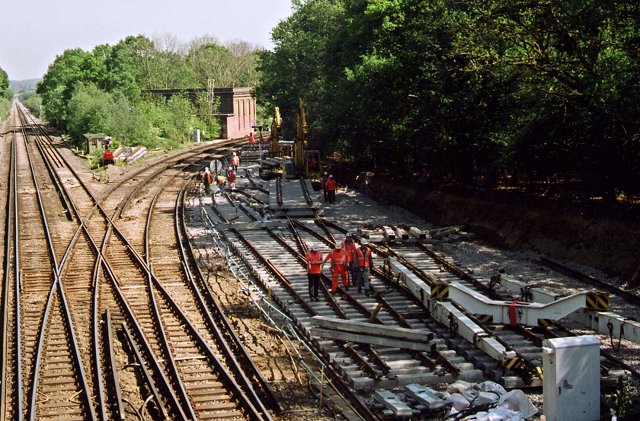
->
xmin=37 ymin=35 xmax=261 ymax=152
xmin=0 ymin=66 xmax=11 ymax=118
xmin=258 ymin=0 xmax=640 ymax=203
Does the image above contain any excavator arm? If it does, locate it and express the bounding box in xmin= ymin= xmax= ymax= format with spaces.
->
xmin=270 ymin=106 xmax=281 ymax=158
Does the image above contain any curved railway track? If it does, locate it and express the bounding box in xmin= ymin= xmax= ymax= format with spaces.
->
xmin=0 ymin=102 xmax=280 ymax=420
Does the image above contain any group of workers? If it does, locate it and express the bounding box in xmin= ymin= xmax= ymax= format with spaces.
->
xmin=202 ymin=152 xmax=239 ymax=195
xmin=321 ymin=172 xmax=337 ymax=204
xmin=305 ymin=232 xmax=373 ymax=301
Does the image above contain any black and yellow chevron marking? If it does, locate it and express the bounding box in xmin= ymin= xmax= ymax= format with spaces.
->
xmin=504 ymin=357 xmax=524 ymax=370
xmin=431 ymin=284 xmax=449 ymax=300
xmin=538 ymin=319 xmax=555 ymax=328
xmin=475 ymin=314 xmax=493 ymax=323
xmin=586 ymin=292 xmax=609 ymax=310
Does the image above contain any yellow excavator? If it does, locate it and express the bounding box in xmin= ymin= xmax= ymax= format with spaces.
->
xmin=260 ymin=100 xmax=321 ymax=189
xmin=259 ymin=107 xmax=285 ymax=178
xmin=288 ymin=99 xmax=321 ymax=188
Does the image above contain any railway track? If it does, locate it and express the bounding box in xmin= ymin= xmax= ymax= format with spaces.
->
xmin=0 ymin=101 xmax=281 ymax=420
xmin=189 ymin=162 xmax=640 ymax=418
xmin=4 ymin=98 xmax=639 ymax=419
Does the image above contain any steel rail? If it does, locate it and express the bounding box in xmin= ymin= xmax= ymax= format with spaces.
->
xmin=538 ymin=257 xmax=640 ymax=306
xmin=26 ymin=123 xmax=73 ymax=221
xmin=0 ymin=126 xmax=19 ymax=421
xmin=18 ymin=111 xmax=97 ymax=421
xmin=19 ymin=106 xmax=195 ymax=419
xmin=245 ymin=170 xmax=269 ymax=194
xmin=110 ymin=163 xmax=271 ymax=419
xmin=20 ymin=102 xmax=264 ymax=416
xmin=178 ymin=183 xmax=282 ymax=415
xmin=299 ymin=177 xmax=313 ymax=205
xmin=223 ymin=225 xmax=380 ymax=420
xmin=144 ymin=176 xmax=201 ymax=420
xmin=104 ymin=309 xmax=125 ymax=420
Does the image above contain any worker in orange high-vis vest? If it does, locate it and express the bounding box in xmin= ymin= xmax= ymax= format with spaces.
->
xmin=305 ymin=243 xmax=323 ymax=301
xmin=354 ymin=238 xmax=373 ymax=296
xmin=323 ymin=242 xmax=349 ymax=292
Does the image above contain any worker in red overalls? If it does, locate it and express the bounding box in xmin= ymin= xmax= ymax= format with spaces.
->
xmin=305 ymin=243 xmax=323 ymax=301
xmin=323 ymin=242 xmax=349 ymax=292
xmin=325 ymin=175 xmax=337 ymax=205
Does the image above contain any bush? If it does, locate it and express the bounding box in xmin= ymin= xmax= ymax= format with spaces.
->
xmin=67 ymin=84 xmax=153 ymax=148
xmin=21 ymin=93 xmax=43 ymax=117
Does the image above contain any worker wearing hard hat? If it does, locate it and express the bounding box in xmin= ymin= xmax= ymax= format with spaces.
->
xmin=342 ymin=233 xmax=357 ymax=286
xmin=325 ymin=175 xmax=337 ymax=205
xmin=354 ymin=238 xmax=373 ymax=296
xmin=305 ymin=243 xmax=323 ymax=301
xmin=323 ymin=242 xmax=349 ymax=292
xmin=231 ymin=151 xmax=240 ymax=172
xmin=228 ymin=167 xmax=237 ymax=190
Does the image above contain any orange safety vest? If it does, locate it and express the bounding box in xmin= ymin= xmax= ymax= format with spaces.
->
xmin=354 ymin=247 xmax=372 ymax=268
xmin=325 ymin=178 xmax=337 ymax=192
xmin=305 ymin=250 xmax=323 ymax=274
xmin=342 ymin=239 xmax=356 ymax=263
xmin=231 ymin=155 xmax=240 ymax=166
xmin=323 ymin=248 xmax=346 ymax=270
xmin=249 ymin=133 xmax=255 ymax=144
xmin=228 ymin=170 xmax=237 ymax=183
xmin=203 ymin=171 xmax=213 ymax=185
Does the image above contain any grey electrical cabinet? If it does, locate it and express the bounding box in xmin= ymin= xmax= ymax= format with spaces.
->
xmin=542 ymin=335 xmax=600 ymax=421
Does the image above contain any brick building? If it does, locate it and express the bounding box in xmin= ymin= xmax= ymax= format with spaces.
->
xmin=143 ymin=87 xmax=256 ymax=140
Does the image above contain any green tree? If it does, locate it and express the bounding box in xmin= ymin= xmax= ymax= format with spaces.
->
xmin=37 ymin=49 xmax=101 ymax=130
xmin=258 ymin=0 xmax=346 ymax=145
xmin=0 ymin=67 xmax=8 ymax=95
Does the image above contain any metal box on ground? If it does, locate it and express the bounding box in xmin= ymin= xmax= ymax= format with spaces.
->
xmin=542 ymin=335 xmax=600 ymax=421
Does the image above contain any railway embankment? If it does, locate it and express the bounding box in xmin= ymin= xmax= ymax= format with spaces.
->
xmin=353 ymin=172 xmax=640 ymax=287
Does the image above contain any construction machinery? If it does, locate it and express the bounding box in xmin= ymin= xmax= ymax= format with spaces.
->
xmin=285 ymin=99 xmax=321 ymax=188
xmin=258 ymin=107 xmax=285 ymax=179
xmin=259 ymin=100 xmax=321 ymax=189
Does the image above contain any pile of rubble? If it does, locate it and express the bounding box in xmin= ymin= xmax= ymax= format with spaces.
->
xmin=371 ymin=380 xmax=538 ymax=420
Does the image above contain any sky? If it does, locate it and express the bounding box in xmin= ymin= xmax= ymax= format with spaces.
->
xmin=1 ymin=0 xmax=293 ymax=80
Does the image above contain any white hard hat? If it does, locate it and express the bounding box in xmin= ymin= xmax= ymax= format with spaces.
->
xmin=310 ymin=243 xmax=317 ymax=251
xmin=233 ymin=152 xmax=237 ymax=156
xmin=361 ymin=238 xmax=368 ymax=245
xmin=335 ymin=243 xmax=342 ymax=250
xmin=346 ymin=232 xmax=352 ymax=237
